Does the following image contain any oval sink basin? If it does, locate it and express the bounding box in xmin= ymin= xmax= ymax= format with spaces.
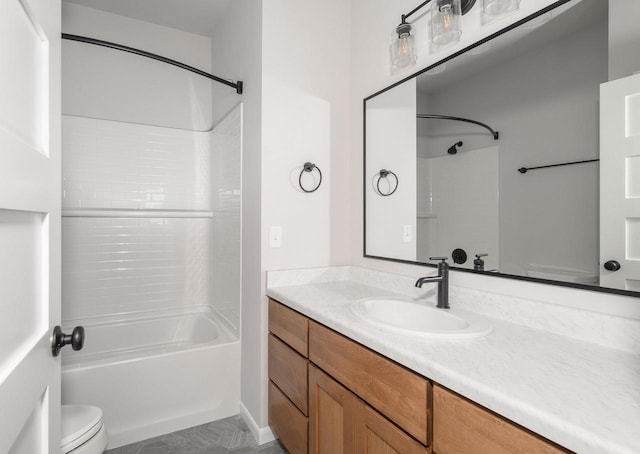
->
xmin=350 ymin=298 xmax=492 ymax=339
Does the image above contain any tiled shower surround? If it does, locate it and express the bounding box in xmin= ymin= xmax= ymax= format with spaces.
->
xmin=62 ymin=107 xmax=241 ymax=329
xmin=62 ymin=115 xmax=211 ymax=211
xmin=62 ymin=217 xmax=212 ymax=319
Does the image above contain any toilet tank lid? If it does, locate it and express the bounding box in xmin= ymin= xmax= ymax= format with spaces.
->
xmin=61 ymin=405 xmax=103 ymax=451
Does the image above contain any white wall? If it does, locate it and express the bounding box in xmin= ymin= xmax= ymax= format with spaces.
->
xmin=365 ymin=79 xmax=417 ymax=261
xmin=253 ymin=0 xmax=351 ymax=432
xmin=212 ymin=0 xmax=351 ymax=435
xmin=210 ymin=0 xmax=265 ymax=436
xmin=261 ymin=0 xmax=350 ymax=272
xmin=350 ymin=0 xmax=640 ymax=320
xmin=215 ymin=0 xmax=351 ymax=436
xmin=62 ymin=2 xmax=212 ymax=130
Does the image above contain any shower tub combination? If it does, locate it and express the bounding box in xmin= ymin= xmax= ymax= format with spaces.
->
xmin=61 ymin=306 xmax=240 ymax=448
xmin=61 ymin=96 xmax=243 ymax=448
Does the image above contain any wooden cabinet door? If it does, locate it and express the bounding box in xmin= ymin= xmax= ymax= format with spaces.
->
xmin=309 ymin=364 xmax=358 ymax=454
xmin=433 ymin=386 xmax=567 ymax=454
xmin=269 ymin=381 xmax=308 ymax=454
xmin=354 ymin=399 xmax=431 ymax=454
xmin=310 ymin=364 xmax=430 ymax=454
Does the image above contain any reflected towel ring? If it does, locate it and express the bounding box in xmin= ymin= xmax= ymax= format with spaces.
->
xmin=299 ymin=162 xmax=322 ymax=193
xmin=376 ymin=169 xmax=398 ymax=196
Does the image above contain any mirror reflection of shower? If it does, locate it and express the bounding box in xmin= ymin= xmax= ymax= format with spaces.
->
xmin=447 ymin=141 xmax=463 ymax=154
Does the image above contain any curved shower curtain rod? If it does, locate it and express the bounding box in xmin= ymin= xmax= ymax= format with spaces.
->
xmin=62 ymin=33 xmax=244 ymax=94
xmin=417 ymin=114 xmax=499 ymax=140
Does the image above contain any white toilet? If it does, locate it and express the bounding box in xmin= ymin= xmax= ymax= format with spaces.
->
xmin=61 ymin=405 xmax=108 ymax=454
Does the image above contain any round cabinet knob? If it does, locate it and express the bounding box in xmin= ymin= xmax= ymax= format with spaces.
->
xmin=603 ymin=260 xmax=621 ymax=272
xmin=51 ymin=326 xmax=85 ymax=357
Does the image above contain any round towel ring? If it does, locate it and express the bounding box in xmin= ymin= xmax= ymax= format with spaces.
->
xmin=376 ymin=169 xmax=398 ymax=196
xmin=299 ymin=162 xmax=322 ymax=193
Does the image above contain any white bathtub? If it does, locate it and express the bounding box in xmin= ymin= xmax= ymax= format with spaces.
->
xmin=61 ymin=306 xmax=240 ymax=449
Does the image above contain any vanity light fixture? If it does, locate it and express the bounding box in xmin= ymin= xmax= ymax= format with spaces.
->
xmin=391 ymin=0 xmax=477 ymax=71
xmin=431 ymin=0 xmax=463 ymax=45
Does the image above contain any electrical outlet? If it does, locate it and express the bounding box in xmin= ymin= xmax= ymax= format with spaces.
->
xmin=269 ymin=226 xmax=282 ymax=248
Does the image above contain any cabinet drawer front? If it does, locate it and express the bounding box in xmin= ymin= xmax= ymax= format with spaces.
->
xmin=269 ymin=380 xmax=309 ymax=454
xmin=309 ymin=321 xmax=429 ymax=445
xmin=355 ymin=400 xmax=431 ymax=454
xmin=269 ymin=334 xmax=309 ymax=415
xmin=433 ymin=386 xmax=567 ymax=454
xmin=269 ymin=299 xmax=309 ymax=357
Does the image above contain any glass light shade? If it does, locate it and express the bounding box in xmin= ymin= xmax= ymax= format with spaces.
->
xmin=431 ymin=0 xmax=462 ymax=46
xmin=390 ymin=22 xmax=418 ymax=70
xmin=482 ymin=0 xmax=521 ymax=15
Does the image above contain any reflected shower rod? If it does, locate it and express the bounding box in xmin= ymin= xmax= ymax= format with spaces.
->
xmin=62 ymin=33 xmax=243 ymax=94
xmin=417 ymin=114 xmax=499 ymax=140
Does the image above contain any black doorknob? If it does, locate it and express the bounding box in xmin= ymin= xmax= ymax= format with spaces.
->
xmin=604 ymin=260 xmax=621 ymax=272
xmin=51 ymin=326 xmax=85 ymax=357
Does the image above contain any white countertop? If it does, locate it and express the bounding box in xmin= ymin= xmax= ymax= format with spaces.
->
xmin=266 ymin=268 xmax=640 ymax=454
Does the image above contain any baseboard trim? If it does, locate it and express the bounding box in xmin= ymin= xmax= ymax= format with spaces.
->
xmin=239 ymin=402 xmax=275 ymax=445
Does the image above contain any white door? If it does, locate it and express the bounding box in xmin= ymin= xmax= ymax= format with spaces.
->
xmin=600 ymin=73 xmax=640 ymax=291
xmin=0 ymin=0 xmax=62 ymax=453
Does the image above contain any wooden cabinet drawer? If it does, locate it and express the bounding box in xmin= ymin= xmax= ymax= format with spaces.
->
xmin=309 ymin=321 xmax=430 ymax=445
xmin=269 ymin=299 xmax=308 ymax=357
xmin=433 ymin=386 xmax=567 ymax=454
xmin=269 ymin=380 xmax=308 ymax=454
xmin=269 ymin=333 xmax=308 ymax=415
xmin=355 ymin=398 xmax=431 ymax=454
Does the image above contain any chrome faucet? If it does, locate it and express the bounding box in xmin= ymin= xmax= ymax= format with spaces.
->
xmin=415 ymin=257 xmax=449 ymax=309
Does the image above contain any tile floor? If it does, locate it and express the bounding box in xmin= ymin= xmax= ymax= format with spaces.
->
xmin=105 ymin=415 xmax=286 ymax=454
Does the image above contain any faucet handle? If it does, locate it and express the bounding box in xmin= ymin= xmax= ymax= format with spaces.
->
xmin=429 ymin=256 xmax=448 ymax=263
xmin=474 ymin=253 xmax=488 ymax=272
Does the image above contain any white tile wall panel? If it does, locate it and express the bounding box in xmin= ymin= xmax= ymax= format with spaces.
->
xmin=62 ymin=115 xmax=211 ymax=211
xmin=62 ymin=217 xmax=212 ymax=320
xmin=61 ymin=110 xmax=241 ymax=325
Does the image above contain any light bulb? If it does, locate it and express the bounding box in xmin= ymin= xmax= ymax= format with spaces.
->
xmin=440 ymin=4 xmax=453 ymax=30
xmin=399 ymin=33 xmax=411 ymax=56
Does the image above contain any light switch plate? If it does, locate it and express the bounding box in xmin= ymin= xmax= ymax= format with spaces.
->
xmin=269 ymin=226 xmax=282 ymax=248
xmin=403 ymin=224 xmax=412 ymax=243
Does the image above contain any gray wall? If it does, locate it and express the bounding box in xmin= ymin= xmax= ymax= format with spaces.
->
xmin=609 ymin=0 xmax=640 ymax=80
xmin=417 ymin=20 xmax=607 ymax=277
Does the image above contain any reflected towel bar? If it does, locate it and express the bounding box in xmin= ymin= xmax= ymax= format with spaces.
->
xmin=518 ymin=158 xmax=599 ymax=174
xmin=62 ymin=33 xmax=243 ymax=94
